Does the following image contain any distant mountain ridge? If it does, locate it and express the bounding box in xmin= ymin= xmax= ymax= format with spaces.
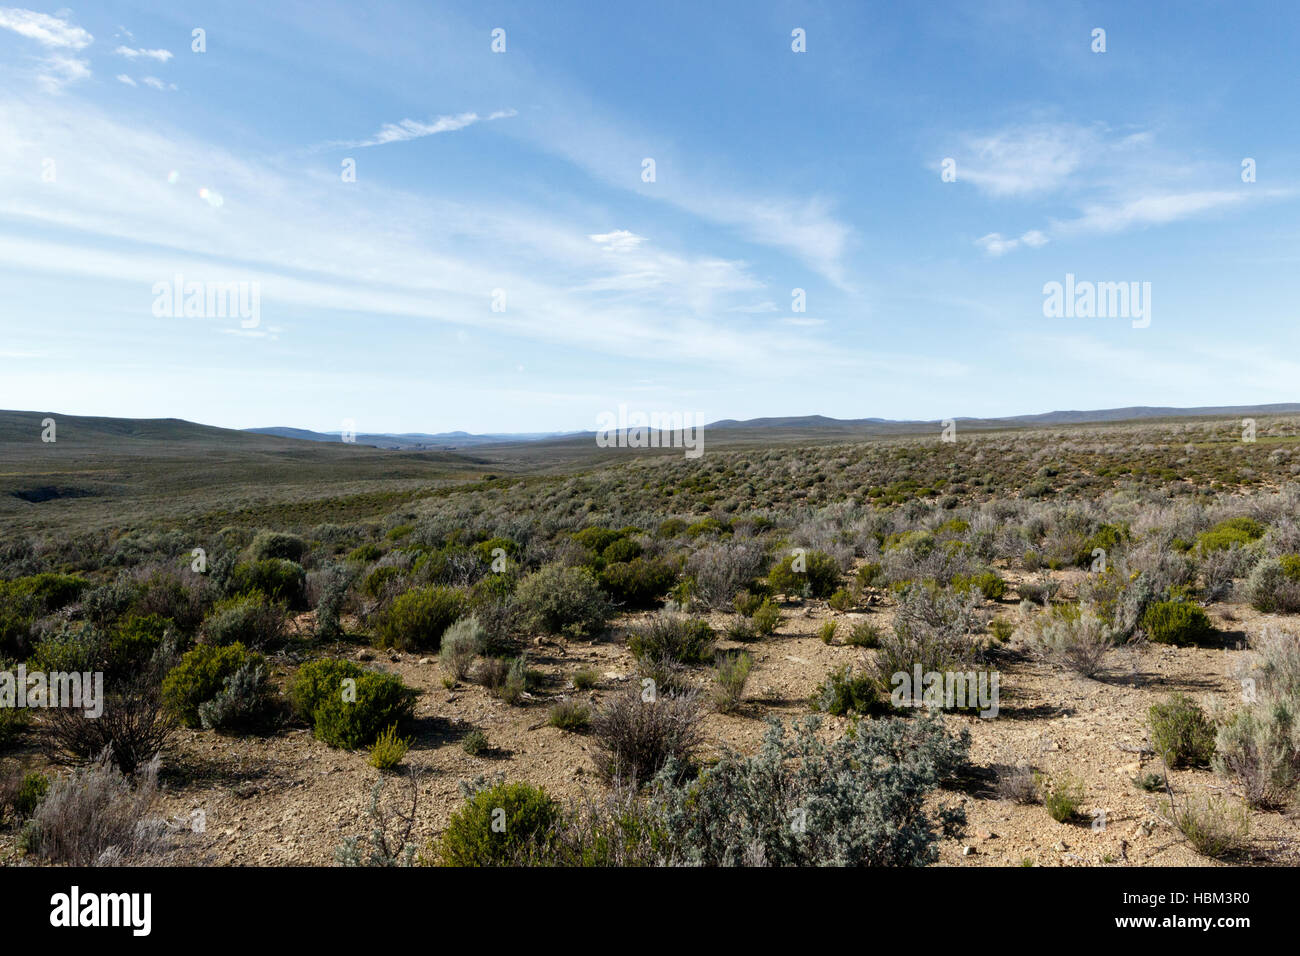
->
xmin=244 ymin=426 xmax=573 ymax=450
xmin=2 ymin=403 xmax=1298 ymax=453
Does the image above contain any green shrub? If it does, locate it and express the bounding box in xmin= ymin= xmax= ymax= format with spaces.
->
xmin=462 ymin=729 xmax=490 ymax=755
xmin=952 ymin=570 xmax=1006 ymax=601
xmin=439 ymin=616 xmax=483 ymax=682
xmin=844 ymin=620 xmax=883 ymax=648
xmin=572 ymin=667 xmax=599 ymax=691
xmin=1197 ymin=517 xmax=1266 ymax=553
xmin=376 ymin=586 xmax=466 ymax=651
xmin=231 ymin=559 xmax=306 ymax=609
xmin=767 ymin=550 xmax=841 ymax=598
xmin=14 ymin=771 xmax=49 ymax=818
xmin=547 ymin=699 xmax=591 ymax=731
xmin=627 ymin=613 xmax=715 ymax=666
xmin=988 ymin=617 xmax=1015 ymax=643
xmin=732 ymin=589 xmax=764 ymax=616
xmin=599 ymin=557 xmax=677 ymax=608
xmin=601 ymin=537 xmax=643 ymax=565
xmin=1245 ymin=557 xmax=1300 ymax=613
xmin=1147 ymin=693 xmax=1215 ymax=767
xmin=515 ymin=564 xmax=614 ymax=640
xmin=437 ymin=780 xmax=561 ymax=866
xmin=1140 ymin=601 xmax=1216 ymax=646
xmin=290 ymin=658 xmax=416 ymax=749
xmin=856 ymin=562 xmax=884 ymax=589
xmin=347 ymin=543 xmax=383 ymax=563
xmin=711 ymin=651 xmax=753 ymax=713
xmin=1040 ymin=772 xmax=1085 ymax=822
xmin=362 ymin=565 xmax=403 ymax=598
xmin=198 ymin=661 xmax=278 ymax=732
xmin=0 ymin=707 xmax=29 ymax=749
xmin=202 ymin=592 xmax=287 ymax=649
xmin=750 ymin=598 xmax=781 ymax=636
xmin=818 ymin=619 xmax=838 ymax=644
xmin=107 ymin=613 xmax=173 ymax=675
xmin=30 ymin=622 xmax=107 ymax=674
xmin=162 ymin=642 xmax=264 ymax=728
xmin=369 ymin=723 xmax=412 ymax=770
xmin=810 ymin=664 xmax=880 ymax=716
xmin=247 ymin=530 xmax=308 ymax=563
xmin=828 ymin=588 xmax=854 ymax=612
xmin=1077 ymin=523 xmax=1128 ymax=566
xmin=572 ymin=526 xmax=623 ymax=556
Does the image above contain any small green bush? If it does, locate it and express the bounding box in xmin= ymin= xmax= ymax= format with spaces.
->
xmin=1197 ymin=517 xmax=1266 ymax=553
xmin=369 ymin=723 xmax=411 ymax=770
xmin=231 ymin=558 xmax=306 ymax=609
xmin=162 ymin=642 xmax=264 ymax=728
xmin=462 ymin=729 xmax=489 ymax=755
xmin=202 ymin=592 xmax=287 ymax=649
xmin=437 ymin=780 xmax=561 ymax=866
xmin=376 ymin=586 xmax=466 ymax=651
xmin=953 ymin=570 xmax=1006 ymax=601
xmin=1147 ymin=694 xmax=1215 ymax=768
xmin=1040 ymin=772 xmax=1085 ymax=823
xmin=827 ymin=588 xmax=854 ymax=612
xmin=515 ymin=564 xmax=614 ymax=640
xmin=547 ymin=699 xmax=591 ymax=732
xmin=810 ymin=664 xmax=880 ymax=716
xmin=599 ymin=557 xmax=677 ymax=608
xmin=1140 ymin=601 xmax=1216 ymax=646
xmin=247 ymin=530 xmax=308 ymax=563
xmin=750 ymin=598 xmax=781 ymax=636
xmin=844 ymin=620 xmax=883 ymax=648
xmin=572 ymin=666 xmax=599 ymax=690
xmin=627 ymin=613 xmax=715 ymax=666
xmin=290 ymin=658 xmax=417 ymax=749
xmin=767 ymin=550 xmax=841 ymax=598
xmin=711 ymin=651 xmax=753 ymax=713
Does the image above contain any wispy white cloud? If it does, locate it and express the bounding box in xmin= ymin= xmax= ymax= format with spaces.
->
xmin=115 ymin=73 xmax=136 ymax=87
xmin=588 ymin=230 xmax=645 ymax=252
xmin=954 ymin=124 xmax=1093 ymax=197
xmin=35 ymin=53 xmax=90 ymax=91
xmin=950 ymin=121 xmax=1292 ymax=252
xmin=0 ymin=96 xmax=864 ymax=378
xmin=114 ymin=45 xmax=172 ymax=62
xmin=0 ymin=7 xmax=92 ymax=49
xmin=1055 ymin=190 xmax=1259 ymax=235
xmin=975 ymin=229 xmax=1048 ymax=256
xmin=319 ymin=109 xmax=516 ymax=150
xmin=141 ymin=76 xmax=177 ymax=91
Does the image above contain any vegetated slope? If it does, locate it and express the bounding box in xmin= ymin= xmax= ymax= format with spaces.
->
xmin=0 ymin=410 xmax=498 ymax=536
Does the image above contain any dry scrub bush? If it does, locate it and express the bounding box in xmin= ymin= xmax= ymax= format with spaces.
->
xmin=592 ymin=685 xmax=702 ymax=786
xmin=1214 ymin=627 xmax=1300 ymax=808
xmin=1027 ymin=606 xmax=1114 ymax=678
xmin=654 ymin=714 xmax=968 ymax=867
xmin=21 ymin=752 xmax=174 ymax=865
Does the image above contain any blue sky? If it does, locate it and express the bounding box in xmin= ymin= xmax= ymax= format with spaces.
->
xmin=1 ymin=0 xmax=1298 ymax=433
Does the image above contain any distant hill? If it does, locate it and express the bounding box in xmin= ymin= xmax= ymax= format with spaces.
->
xmin=4 ymin=403 xmax=1298 ymax=458
xmin=245 ymin=426 xmax=574 ymax=450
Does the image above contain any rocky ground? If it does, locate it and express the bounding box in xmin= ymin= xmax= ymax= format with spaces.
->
xmin=4 ymin=565 xmax=1298 ymax=867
